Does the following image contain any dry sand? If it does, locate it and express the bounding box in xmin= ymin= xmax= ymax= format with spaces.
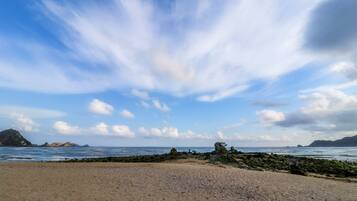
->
xmin=0 ymin=162 xmax=356 ymax=201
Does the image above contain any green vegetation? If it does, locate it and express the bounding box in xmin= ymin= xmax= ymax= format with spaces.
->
xmin=206 ymin=152 xmax=357 ymax=178
xmin=67 ymin=152 xmax=204 ymax=163
xmin=65 ymin=142 xmax=357 ymax=179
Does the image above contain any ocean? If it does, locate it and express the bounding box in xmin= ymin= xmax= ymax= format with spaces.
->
xmin=0 ymin=146 xmax=356 ymax=162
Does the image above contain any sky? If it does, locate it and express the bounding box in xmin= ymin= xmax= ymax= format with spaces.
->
xmin=1 ymin=0 xmax=357 ymax=147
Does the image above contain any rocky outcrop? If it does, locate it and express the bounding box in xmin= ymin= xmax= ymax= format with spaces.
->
xmin=0 ymin=129 xmax=32 ymax=146
xmin=40 ymin=142 xmax=86 ymax=147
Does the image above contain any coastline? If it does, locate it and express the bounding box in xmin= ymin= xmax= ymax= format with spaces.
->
xmin=1 ymin=146 xmax=357 ymax=162
xmin=1 ymin=161 xmax=356 ymax=201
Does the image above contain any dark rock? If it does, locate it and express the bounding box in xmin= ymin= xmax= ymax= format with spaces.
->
xmin=0 ymin=129 xmax=32 ymax=147
xmin=214 ymin=142 xmax=228 ymax=154
xmin=229 ymin=146 xmax=240 ymax=154
xmin=169 ymin=148 xmax=178 ymax=155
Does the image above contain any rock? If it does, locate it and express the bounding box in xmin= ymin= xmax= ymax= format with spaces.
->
xmin=0 ymin=129 xmax=32 ymax=147
xmin=169 ymin=148 xmax=178 ymax=155
xmin=41 ymin=142 xmax=81 ymax=147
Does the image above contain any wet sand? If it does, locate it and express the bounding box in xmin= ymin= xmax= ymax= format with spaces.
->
xmin=0 ymin=162 xmax=356 ymax=201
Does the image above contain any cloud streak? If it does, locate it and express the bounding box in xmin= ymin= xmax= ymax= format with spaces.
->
xmin=0 ymin=105 xmax=65 ymax=119
xmin=0 ymin=0 xmax=318 ymax=101
xmin=138 ymin=127 xmax=211 ymax=140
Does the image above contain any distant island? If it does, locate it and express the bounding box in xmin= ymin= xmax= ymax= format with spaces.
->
xmin=308 ymin=135 xmax=357 ymax=147
xmin=0 ymin=129 xmax=88 ymax=147
xmin=40 ymin=142 xmax=89 ymax=147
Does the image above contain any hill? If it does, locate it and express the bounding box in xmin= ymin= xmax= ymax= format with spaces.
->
xmin=308 ymin=135 xmax=357 ymax=147
xmin=0 ymin=129 xmax=32 ymax=146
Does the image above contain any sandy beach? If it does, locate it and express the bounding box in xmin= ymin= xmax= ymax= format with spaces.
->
xmin=0 ymin=162 xmax=356 ymax=201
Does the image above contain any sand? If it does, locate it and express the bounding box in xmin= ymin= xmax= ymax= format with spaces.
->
xmin=0 ymin=162 xmax=356 ymax=201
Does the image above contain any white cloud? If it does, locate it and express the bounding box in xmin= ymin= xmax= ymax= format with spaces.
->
xmin=152 ymin=100 xmax=170 ymax=112
xmin=111 ymin=125 xmax=135 ymax=138
xmin=276 ymin=88 xmax=357 ymax=134
xmin=11 ymin=113 xmax=37 ymax=132
xmin=0 ymin=1 xmax=319 ymax=101
xmin=92 ymin=122 xmax=109 ymax=134
xmin=139 ymin=127 xmax=179 ymax=138
xmin=131 ymin=89 xmax=170 ymax=112
xmin=299 ymin=88 xmax=357 ymax=116
xmin=330 ymin=62 xmax=357 ymax=79
xmin=138 ymin=127 xmax=211 ymax=140
xmin=53 ymin=121 xmax=80 ymax=135
xmin=131 ymin=89 xmax=150 ymax=100
xmin=0 ymin=105 xmax=65 ymax=133
xmin=89 ymin=99 xmax=113 ymax=115
xmin=216 ymin=131 xmax=299 ymax=143
xmin=87 ymin=122 xmax=136 ymax=138
xmin=139 ymin=126 xmax=297 ymax=144
xmin=120 ymin=109 xmax=135 ymax=119
xmin=257 ymin=109 xmax=285 ymax=124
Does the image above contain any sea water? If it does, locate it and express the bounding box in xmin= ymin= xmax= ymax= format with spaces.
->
xmin=0 ymin=146 xmax=356 ymax=162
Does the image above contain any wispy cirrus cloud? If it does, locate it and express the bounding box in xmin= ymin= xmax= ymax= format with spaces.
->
xmin=0 ymin=105 xmax=65 ymax=119
xmin=0 ymin=0 xmax=319 ymax=101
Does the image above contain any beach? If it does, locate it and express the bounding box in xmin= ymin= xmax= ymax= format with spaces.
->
xmin=0 ymin=162 xmax=356 ymax=201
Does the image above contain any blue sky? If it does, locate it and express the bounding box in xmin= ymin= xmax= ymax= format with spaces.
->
xmin=1 ymin=0 xmax=357 ymax=146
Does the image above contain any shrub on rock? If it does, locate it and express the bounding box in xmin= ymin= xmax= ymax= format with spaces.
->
xmin=214 ymin=142 xmax=228 ymax=154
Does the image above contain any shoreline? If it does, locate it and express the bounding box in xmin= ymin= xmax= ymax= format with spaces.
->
xmin=63 ymin=150 xmax=357 ymax=180
xmin=1 ymin=161 xmax=356 ymax=201
xmin=1 ymin=146 xmax=357 ymax=163
xmin=1 ymin=149 xmax=356 ymax=180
